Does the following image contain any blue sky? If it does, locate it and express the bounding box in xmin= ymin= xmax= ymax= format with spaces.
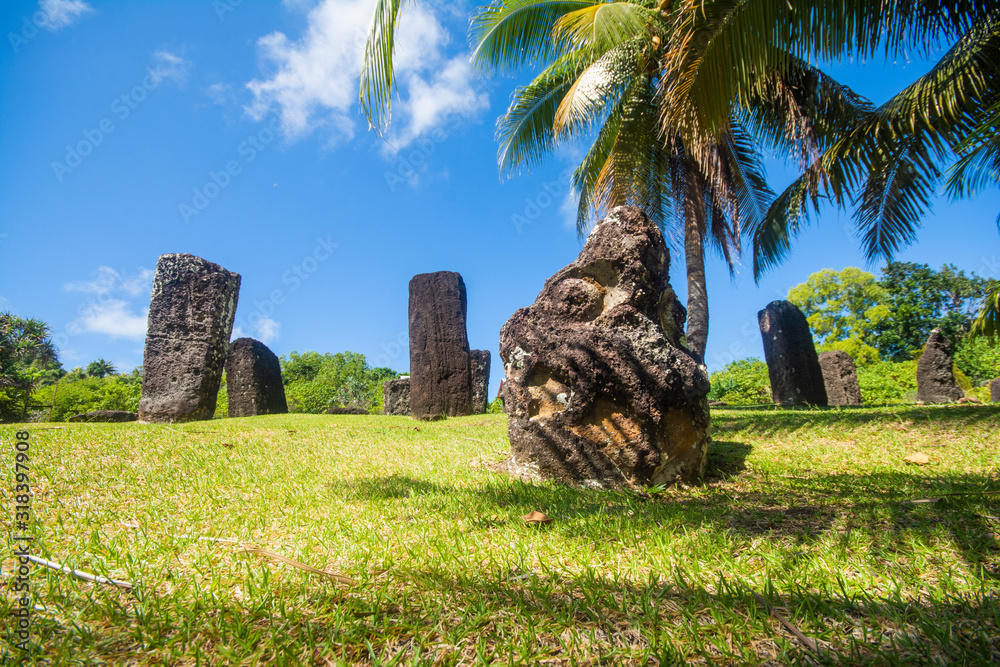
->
xmin=2 ymin=0 xmax=998 ymax=399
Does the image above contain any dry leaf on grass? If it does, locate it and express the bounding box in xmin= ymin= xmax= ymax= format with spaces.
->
xmin=904 ymin=452 xmax=931 ymax=465
xmin=522 ymin=511 xmax=553 ymax=525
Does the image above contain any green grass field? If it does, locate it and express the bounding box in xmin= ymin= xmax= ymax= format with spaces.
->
xmin=2 ymin=405 xmax=999 ymax=665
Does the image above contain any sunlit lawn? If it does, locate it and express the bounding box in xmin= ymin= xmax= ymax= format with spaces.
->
xmin=2 ymin=404 xmax=999 ymax=665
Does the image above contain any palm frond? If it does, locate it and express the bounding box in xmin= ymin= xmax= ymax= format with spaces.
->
xmin=359 ymin=0 xmax=407 ymax=134
xmin=970 ymin=281 xmax=1000 ymax=341
xmin=470 ymin=0 xmax=597 ymax=75
xmin=552 ymin=2 xmax=658 ymax=53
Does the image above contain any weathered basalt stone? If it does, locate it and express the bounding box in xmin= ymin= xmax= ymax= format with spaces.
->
xmin=758 ymin=300 xmax=828 ymax=406
xmin=226 ymin=337 xmax=287 ymax=417
xmin=818 ymin=350 xmax=862 ymax=406
xmin=383 ymin=377 xmax=411 ymax=416
xmin=499 ymin=206 xmax=711 ymax=490
xmin=991 ymin=378 xmax=1000 ymax=404
xmin=917 ymin=328 xmax=964 ymax=403
xmin=408 ymin=271 xmax=472 ymax=419
xmin=68 ymin=410 xmax=138 ymax=423
xmin=139 ymin=253 xmax=240 ymax=422
xmin=470 ymin=349 xmax=491 ymax=414
xmin=327 ymin=405 xmax=369 ymax=415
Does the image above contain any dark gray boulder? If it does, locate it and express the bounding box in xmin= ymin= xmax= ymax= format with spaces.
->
xmin=758 ymin=300 xmax=828 ymax=406
xmin=818 ymin=350 xmax=863 ymax=406
xmin=991 ymin=378 xmax=1000 ymax=403
xmin=499 ymin=206 xmax=711 ymax=490
xmin=470 ymin=349 xmax=491 ymax=414
xmin=68 ymin=410 xmax=138 ymax=423
xmin=383 ymin=377 xmax=410 ymax=416
xmin=408 ymin=271 xmax=472 ymax=419
xmin=138 ymin=253 xmax=240 ymax=422
xmin=226 ymin=337 xmax=287 ymax=417
xmin=916 ymin=328 xmax=964 ymax=403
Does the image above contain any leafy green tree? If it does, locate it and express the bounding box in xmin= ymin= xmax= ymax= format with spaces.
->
xmin=86 ymin=358 xmax=118 ymax=379
xmin=868 ymin=262 xmax=994 ymax=362
xmin=280 ymin=350 xmax=399 ymax=414
xmin=1 ymin=312 xmax=60 ymax=422
xmin=787 ymin=267 xmax=888 ymax=365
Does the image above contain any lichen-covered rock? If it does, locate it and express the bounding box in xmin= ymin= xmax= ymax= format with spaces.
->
xmin=758 ymin=300 xmax=828 ymax=406
xmin=139 ymin=253 xmax=240 ymax=422
xmin=470 ymin=349 xmax=491 ymax=414
xmin=819 ymin=350 xmax=863 ymax=406
xmin=917 ymin=328 xmax=964 ymax=403
xmin=383 ymin=377 xmax=410 ymax=416
xmin=408 ymin=271 xmax=472 ymax=419
xmin=226 ymin=337 xmax=287 ymax=417
xmin=499 ymin=206 xmax=711 ymax=490
xmin=68 ymin=410 xmax=138 ymax=423
xmin=991 ymin=378 xmax=1000 ymax=404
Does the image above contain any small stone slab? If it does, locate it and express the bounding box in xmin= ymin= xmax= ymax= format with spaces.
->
xmin=383 ymin=377 xmax=410 ymax=416
xmin=990 ymin=378 xmax=1000 ymax=404
xmin=818 ymin=350 xmax=862 ymax=406
xmin=226 ymin=337 xmax=288 ymax=417
xmin=916 ymin=328 xmax=964 ymax=404
xmin=470 ymin=349 xmax=491 ymax=414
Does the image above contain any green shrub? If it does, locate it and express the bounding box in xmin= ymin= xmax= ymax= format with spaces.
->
xmin=856 ymin=360 xmax=918 ymax=404
xmin=487 ymin=397 xmax=505 ymax=414
xmin=954 ymin=336 xmax=1000 ymax=385
xmin=32 ymin=375 xmax=142 ymax=421
xmin=708 ymin=358 xmax=771 ymax=405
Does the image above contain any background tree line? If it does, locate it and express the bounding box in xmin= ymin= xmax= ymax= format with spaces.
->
xmin=709 ymin=262 xmax=1000 ymax=405
xmin=2 ymin=311 xmax=402 ymax=422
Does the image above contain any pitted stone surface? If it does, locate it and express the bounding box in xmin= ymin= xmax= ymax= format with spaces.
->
xmin=408 ymin=271 xmax=472 ymax=419
xmin=819 ymin=350 xmax=862 ymax=406
xmin=917 ymin=328 xmax=964 ymax=403
xmin=470 ymin=349 xmax=491 ymax=414
xmin=991 ymin=378 xmax=1000 ymax=403
xmin=139 ymin=253 xmax=240 ymax=422
xmin=499 ymin=206 xmax=711 ymax=490
xmin=383 ymin=377 xmax=411 ymax=416
xmin=226 ymin=337 xmax=287 ymax=417
xmin=758 ymin=300 xmax=828 ymax=406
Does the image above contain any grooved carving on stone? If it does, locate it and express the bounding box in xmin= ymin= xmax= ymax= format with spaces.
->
xmin=499 ymin=206 xmax=711 ymax=490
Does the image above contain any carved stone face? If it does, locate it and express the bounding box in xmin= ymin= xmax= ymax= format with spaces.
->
xmin=499 ymin=206 xmax=711 ymax=490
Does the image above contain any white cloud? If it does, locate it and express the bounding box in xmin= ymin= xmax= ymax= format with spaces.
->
xmin=71 ymin=300 xmax=148 ymax=340
xmin=65 ymin=266 xmax=154 ymax=297
xmin=38 ymin=0 xmax=93 ymax=31
xmin=254 ymin=316 xmax=281 ymax=343
xmin=232 ymin=316 xmax=280 ymax=344
xmin=206 ymin=82 xmax=235 ymax=106
xmin=245 ymin=0 xmax=488 ymax=148
xmin=149 ymin=51 xmax=191 ymax=87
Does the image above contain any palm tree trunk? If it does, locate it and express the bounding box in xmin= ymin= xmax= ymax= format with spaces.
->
xmin=683 ymin=168 xmax=709 ymax=363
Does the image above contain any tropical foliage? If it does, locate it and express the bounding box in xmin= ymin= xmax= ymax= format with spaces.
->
xmin=1 ymin=312 xmax=60 ymax=422
xmin=280 ymin=350 xmax=398 ymax=414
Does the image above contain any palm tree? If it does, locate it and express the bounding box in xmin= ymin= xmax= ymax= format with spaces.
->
xmin=362 ymin=1 xmax=861 ymax=361
xmin=86 ymin=358 xmax=118 ymax=379
xmin=0 ymin=312 xmax=58 ymax=421
xmin=665 ymin=1 xmax=1000 ymax=277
